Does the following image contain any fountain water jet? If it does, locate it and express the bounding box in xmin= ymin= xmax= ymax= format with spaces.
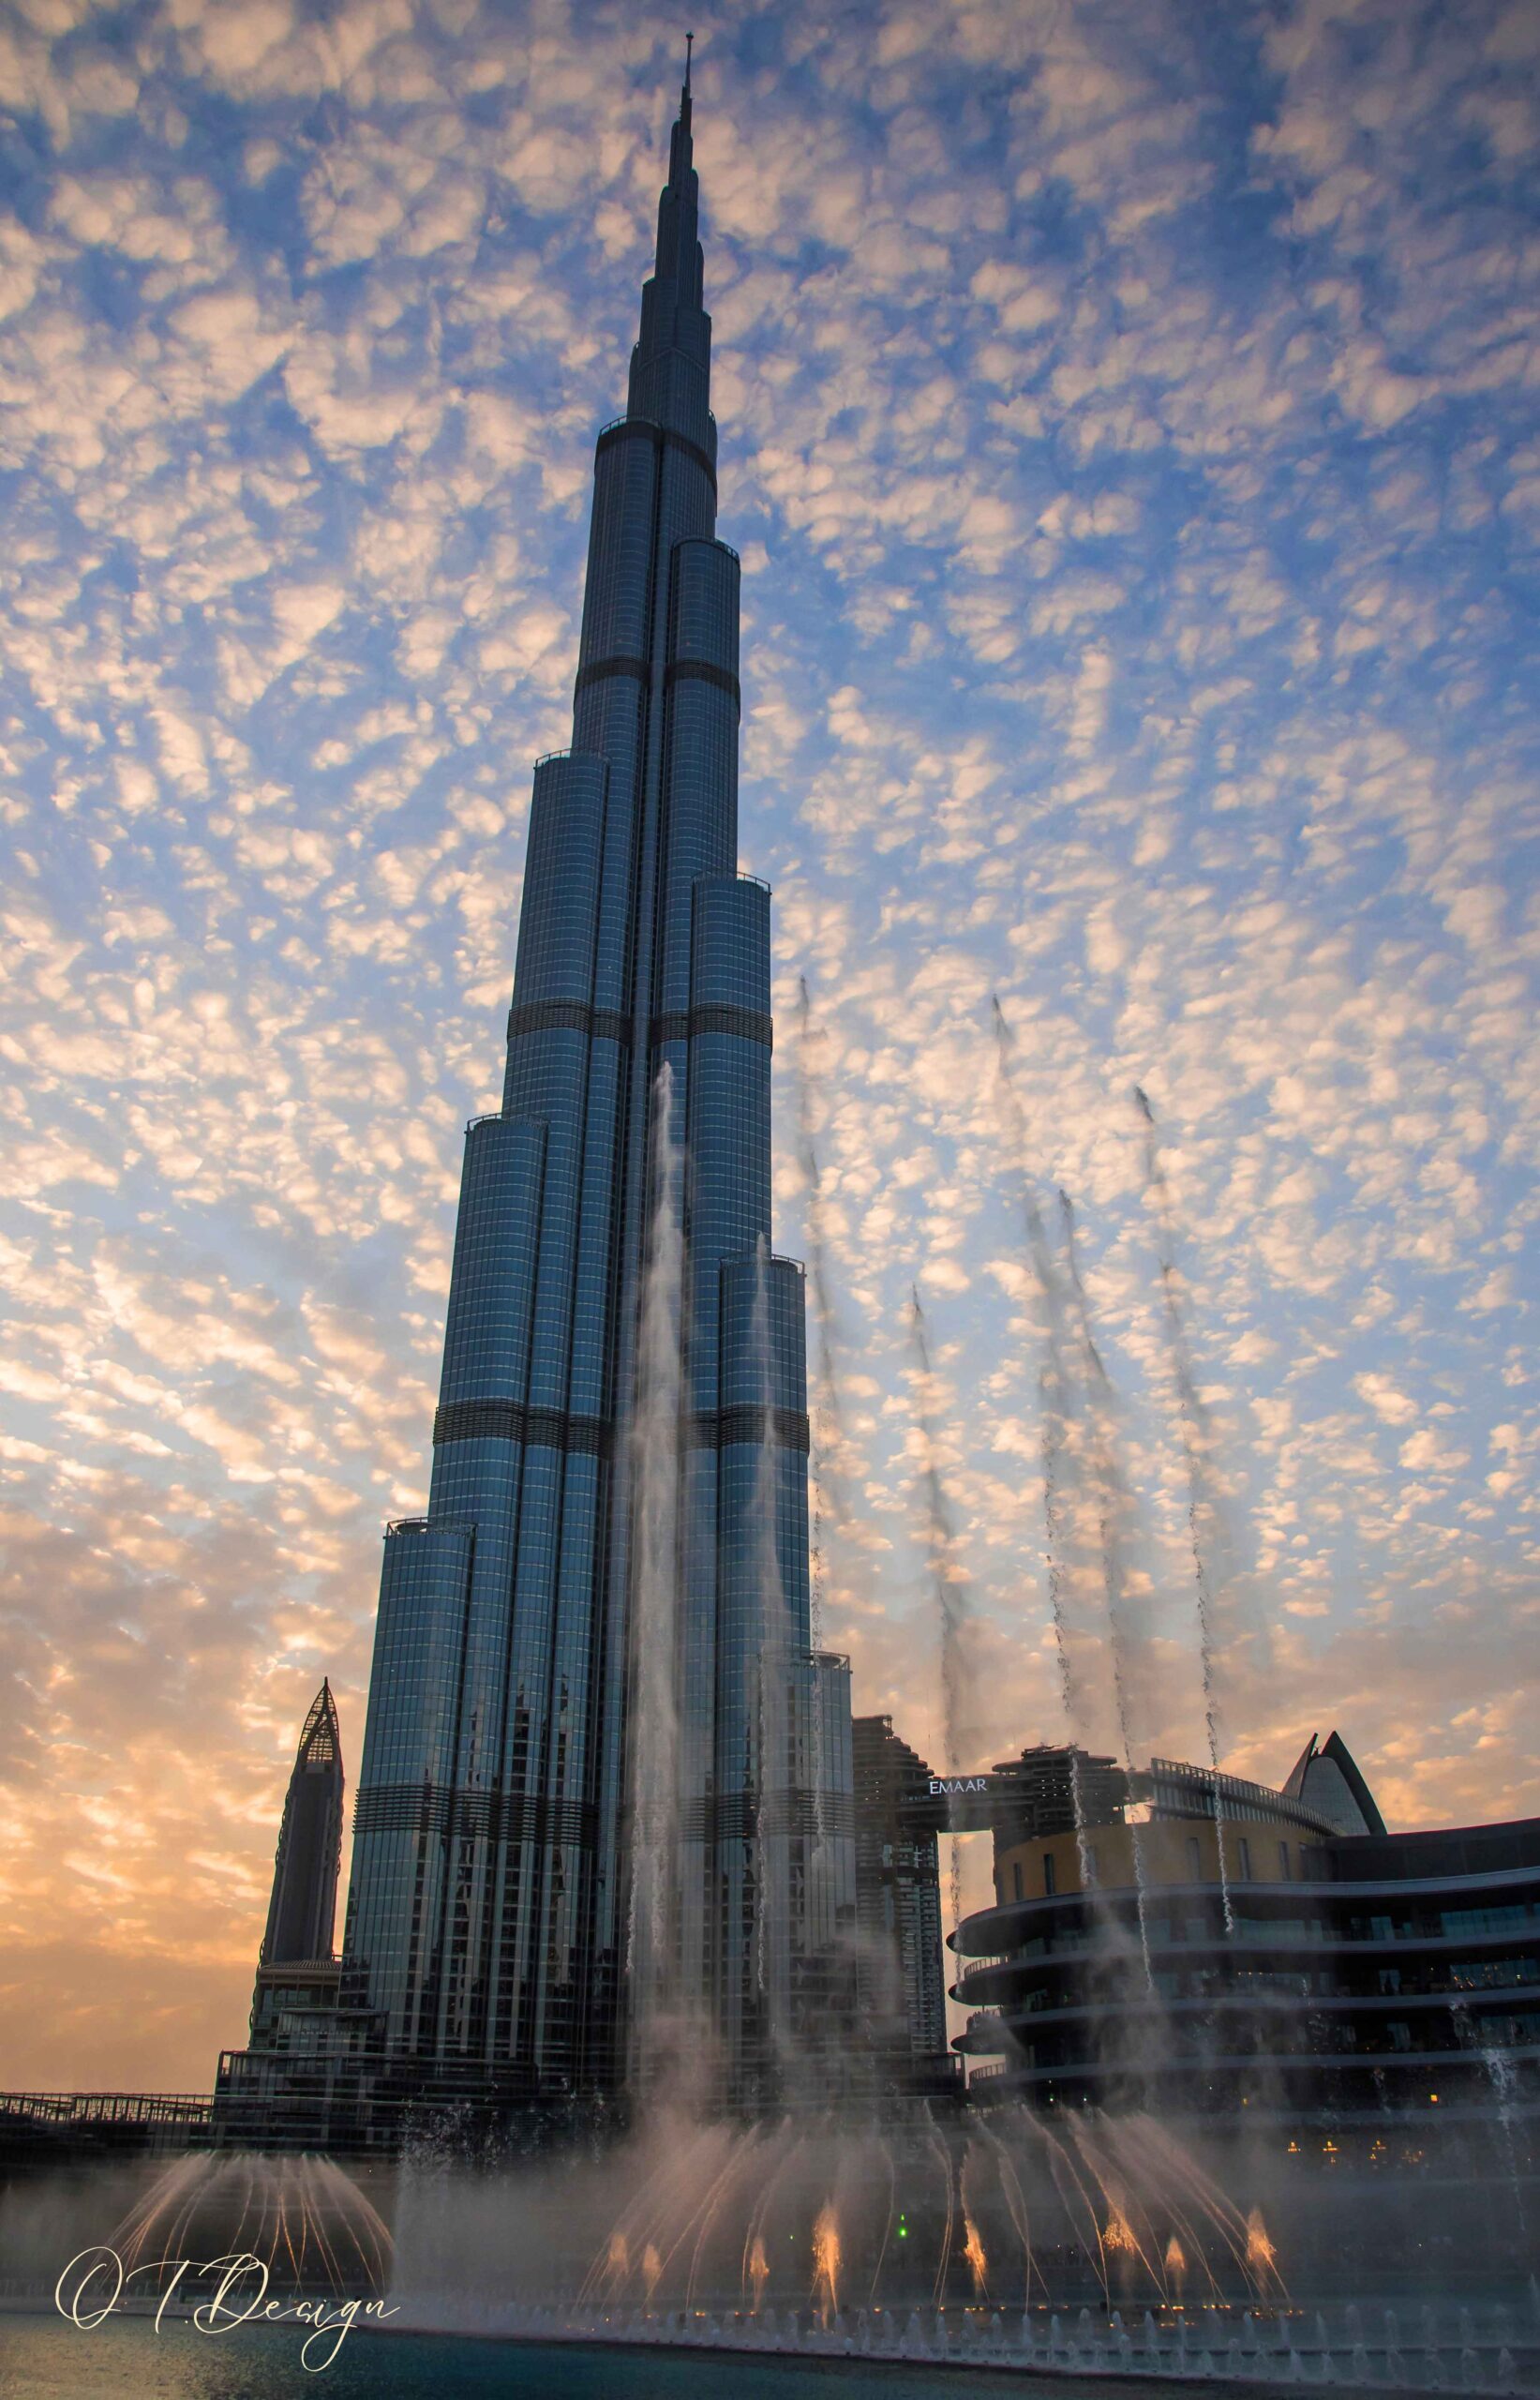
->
xmin=1134 ymin=1085 xmax=1251 ymax=1934
xmin=1055 ymin=1185 xmax=1163 ymax=1999
xmin=906 ymin=1286 xmax=978 ymax=1938
xmin=628 ymin=1063 xmax=691 ymax=2085
xmin=750 ymin=1233 xmax=796 ymax=2070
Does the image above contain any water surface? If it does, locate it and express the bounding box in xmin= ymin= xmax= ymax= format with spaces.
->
xmin=0 ymin=2313 xmax=1282 ymax=2400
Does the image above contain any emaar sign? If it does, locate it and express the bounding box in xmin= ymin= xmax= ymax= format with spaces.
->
xmin=928 ymin=1776 xmax=994 ymax=1797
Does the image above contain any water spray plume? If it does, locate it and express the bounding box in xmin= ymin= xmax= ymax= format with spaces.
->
xmin=748 ymin=2232 xmax=770 ymax=2313
xmin=963 ymin=2212 xmax=989 ymax=2297
xmin=642 ymin=2242 xmax=664 ymax=2304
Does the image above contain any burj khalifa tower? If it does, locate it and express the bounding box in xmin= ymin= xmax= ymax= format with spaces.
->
xmin=341 ymin=60 xmax=855 ymax=2112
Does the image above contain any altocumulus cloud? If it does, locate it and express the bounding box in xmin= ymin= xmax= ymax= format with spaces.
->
xmin=0 ymin=0 xmax=1536 ymax=2085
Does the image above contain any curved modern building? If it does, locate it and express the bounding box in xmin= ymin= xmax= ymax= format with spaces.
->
xmin=952 ymin=1734 xmax=1540 ymax=2142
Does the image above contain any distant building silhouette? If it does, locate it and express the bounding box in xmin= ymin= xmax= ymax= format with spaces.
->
xmin=260 ymin=1681 xmax=343 ymax=1968
xmin=851 ymin=1716 xmax=949 ymax=2078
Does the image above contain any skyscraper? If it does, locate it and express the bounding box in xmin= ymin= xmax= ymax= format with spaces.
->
xmin=261 ymin=1679 xmax=344 ymax=1970
xmin=342 ymin=63 xmax=854 ymax=2111
xmin=850 ymin=1716 xmax=949 ymax=2079
xmin=220 ymin=1679 xmax=354 ymax=2142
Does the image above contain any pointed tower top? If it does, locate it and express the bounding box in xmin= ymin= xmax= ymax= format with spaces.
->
xmin=294 ymin=1678 xmax=342 ymax=1774
xmin=628 ymin=49 xmax=713 ymax=446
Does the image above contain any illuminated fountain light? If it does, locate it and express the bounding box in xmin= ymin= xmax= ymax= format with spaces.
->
xmin=963 ymin=2213 xmax=989 ymax=2299
xmin=558 ymin=2101 xmax=1300 ymax=2330
xmin=1165 ymin=2234 xmax=1189 ymax=2302
xmin=1245 ymin=2206 xmax=1283 ymax=2300
xmin=811 ymin=2200 xmax=840 ymax=2325
xmin=641 ymin=2242 xmax=664 ymax=2307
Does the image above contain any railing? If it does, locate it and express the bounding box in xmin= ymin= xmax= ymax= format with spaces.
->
xmin=1 ymin=2092 xmax=213 ymax=2126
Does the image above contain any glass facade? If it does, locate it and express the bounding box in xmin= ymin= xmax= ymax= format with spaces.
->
xmin=343 ymin=73 xmax=854 ymax=2105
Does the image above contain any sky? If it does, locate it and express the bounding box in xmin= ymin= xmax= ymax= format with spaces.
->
xmin=0 ymin=0 xmax=1536 ymax=2094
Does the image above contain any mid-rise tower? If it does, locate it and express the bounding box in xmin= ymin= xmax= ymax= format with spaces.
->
xmin=342 ymin=65 xmax=854 ymax=2109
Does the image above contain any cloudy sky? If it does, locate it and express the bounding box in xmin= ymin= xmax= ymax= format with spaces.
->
xmin=1 ymin=0 xmax=1536 ymax=2092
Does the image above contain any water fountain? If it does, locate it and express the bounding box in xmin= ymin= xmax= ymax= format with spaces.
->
xmin=63 ymin=998 xmax=1532 ymax=2392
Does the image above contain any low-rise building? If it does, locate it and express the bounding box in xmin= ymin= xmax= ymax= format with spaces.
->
xmin=951 ymin=1732 xmax=1540 ymax=2145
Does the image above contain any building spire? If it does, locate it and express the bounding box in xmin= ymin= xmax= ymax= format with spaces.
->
xmin=295 ymin=1676 xmax=340 ymax=1770
xmin=629 ymin=53 xmax=712 ymax=445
